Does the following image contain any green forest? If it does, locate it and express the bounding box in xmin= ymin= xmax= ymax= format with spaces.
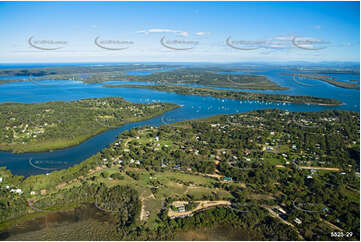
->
xmin=0 ymin=97 xmax=178 ymax=153
xmin=0 ymin=109 xmax=359 ymax=240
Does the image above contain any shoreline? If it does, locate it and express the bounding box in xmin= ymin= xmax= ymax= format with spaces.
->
xmin=104 ymin=84 xmax=344 ymax=107
xmin=0 ymin=103 xmax=180 ymax=154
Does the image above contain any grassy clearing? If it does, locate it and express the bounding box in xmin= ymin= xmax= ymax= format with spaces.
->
xmin=278 ymin=145 xmax=289 ymax=153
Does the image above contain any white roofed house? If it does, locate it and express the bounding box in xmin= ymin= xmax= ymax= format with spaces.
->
xmin=294 ymin=218 xmax=302 ymax=225
xmin=178 ymin=205 xmax=186 ymax=213
xmin=10 ymin=188 xmax=23 ymax=194
xmin=277 ymin=207 xmax=287 ymax=214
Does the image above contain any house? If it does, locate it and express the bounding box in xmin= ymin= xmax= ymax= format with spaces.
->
xmin=155 ymin=136 xmax=159 ymax=141
xmin=172 ymin=165 xmax=180 ymax=169
xmin=223 ymin=177 xmax=233 ymax=182
xmin=294 ymin=218 xmax=302 ymax=225
xmin=178 ymin=206 xmax=186 ymax=213
xmin=0 ymin=177 xmax=2 ymax=182
xmin=10 ymin=188 xmax=23 ymax=194
xmin=277 ymin=207 xmax=287 ymax=214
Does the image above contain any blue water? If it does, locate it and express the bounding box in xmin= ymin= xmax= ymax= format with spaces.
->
xmin=124 ymin=67 xmax=178 ymax=76
xmin=0 ymin=75 xmax=29 ymax=80
xmin=0 ymin=66 xmax=359 ymax=176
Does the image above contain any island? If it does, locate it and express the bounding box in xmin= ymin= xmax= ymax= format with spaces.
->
xmin=0 ymin=109 xmax=359 ymax=240
xmin=104 ymin=84 xmax=344 ymax=106
xmin=0 ymin=65 xmax=287 ymax=90
xmin=118 ymin=68 xmax=287 ymax=90
xmin=0 ymin=97 xmax=179 ymax=153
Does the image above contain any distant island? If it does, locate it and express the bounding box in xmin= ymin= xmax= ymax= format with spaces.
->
xmin=118 ymin=68 xmax=287 ymax=90
xmin=0 ymin=97 xmax=178 ymax=153
xmin=104 ymin=84 xmax=344 ymax=106
xmin=0 ymin=65 xmax=287 ymax=90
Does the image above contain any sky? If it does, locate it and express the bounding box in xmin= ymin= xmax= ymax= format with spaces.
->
xmin=0 ymin=1 xmax=359 ymax=63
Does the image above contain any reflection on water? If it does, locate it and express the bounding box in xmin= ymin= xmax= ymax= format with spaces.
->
xmin=0 ymin=204 xmax=119 ymax=241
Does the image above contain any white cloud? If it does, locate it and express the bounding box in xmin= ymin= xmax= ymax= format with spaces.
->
xmin=136 ymin=28 xmax=188 ymax=37
xmin=314 ymin=25 xmax=321 ymax=29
